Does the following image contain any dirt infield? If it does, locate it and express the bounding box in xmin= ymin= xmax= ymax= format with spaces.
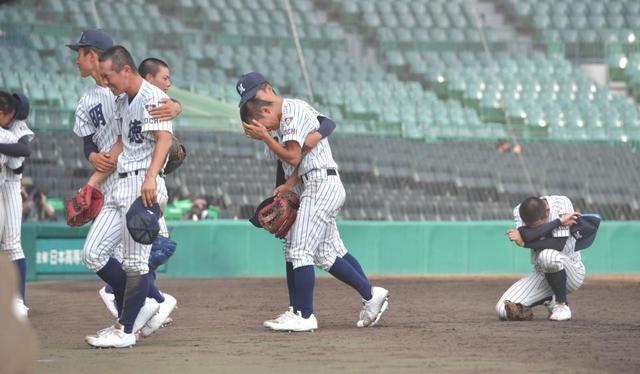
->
xmin=27 ymin=277 xmax=640 ymax=373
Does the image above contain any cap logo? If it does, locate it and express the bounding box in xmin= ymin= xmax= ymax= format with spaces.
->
xmin=574 ymin=230 xmax=582 ymax=239
xmin=146 ymin=209 xmax=154 ymax=215
xmin=80 ymin=32 xmax=87 ymax=43
xmin=238 ymin=83 xmax=245 ymax=94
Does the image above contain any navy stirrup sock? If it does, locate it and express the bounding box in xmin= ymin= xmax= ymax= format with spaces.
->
xmin=13 ymin=259 xmax=26 ymax=302
xmin=96 ymin=258 xmax=127 ymax=316
xmin=120 ymin=273 xmax=151 ymax=334
xmin=286 ymin=262 xmax=295 ymax=307
xmin=545 ymin=269 xmax=568 ymax=304
xmin=292 ymin=265 xmax=315 ymax=319
xmin=342 ymin=253 xmax=368 ymax=280
xmin=329 ymin=256 xmax=373 ymax=300
xmin=147 ymin=275 xmax=165 ymax=303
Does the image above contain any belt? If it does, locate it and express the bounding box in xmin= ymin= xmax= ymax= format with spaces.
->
xmin=118 ymin=170 xmax=146 ymax=178
xmin=301 ymin=168 xmax=337 ymax=183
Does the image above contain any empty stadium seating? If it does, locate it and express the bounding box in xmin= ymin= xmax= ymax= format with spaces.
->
xmin=1 ymin=0 xmax=639 ymax=221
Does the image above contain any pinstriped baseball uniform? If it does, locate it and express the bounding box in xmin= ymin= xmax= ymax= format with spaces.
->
xmin=77 ymin=85 xmax=171 ymax=272
xmin=495 ymin=195 xmax=586 ymax=319
xmin=110 ymin=79 xmax=171 ymax=274
xmin=0 ymin=122 xmax=30 ymax=262
xmin=274 ymin=99 xmax=347 ymax=271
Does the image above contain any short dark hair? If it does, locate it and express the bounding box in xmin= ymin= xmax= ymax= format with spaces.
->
xmin=138 ymin=57 xmax=169 ymax=79
xmin=240 ymin=98 xmax=272 ymax=124
xmin=519 ymin=196 xmax=547 ymax=225
xmin=99 ymin=45 xmax=138 ymax=74
xmin=0 ymin=91 xmax=17 ymax=114
xmin=79 ymin=46 xmax=101 ymax=56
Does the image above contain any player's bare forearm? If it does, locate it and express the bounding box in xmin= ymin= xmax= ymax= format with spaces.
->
xmin=87 ymin=171 xmax=109 ymax=188
xmin=148 ymin=131 xmax=172 ymax=177
xmin=302 ymin=132 xmax=322 ymax=154
xmin=109 ymin=137 xmax=124 ymax=159
xmin=274 ymin=168 xmax=299 ymax=196
xmin=264 ymin=136 xmax=301 ymax=166
xmin=148 ymin=99 xmax=181 ymax=121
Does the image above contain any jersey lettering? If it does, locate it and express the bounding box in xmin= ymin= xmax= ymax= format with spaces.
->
xmin=128 ymin=119 xmax=144 ymax=144
xmin=89 ymin=104 xmax=107 ymax=128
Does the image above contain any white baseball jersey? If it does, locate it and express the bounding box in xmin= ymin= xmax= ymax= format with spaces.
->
xmin=495 ymin=195 xmax=586 ymax=319
xmin=115 ymin=79 xmax=173 ymax=173
xmin=1 ymin=120 xmax=31 ymax=181
xmin=268 ymin=98 xmax=347 ymax=271
xmin=267 ymin=99 xmax=337 ymax=178
xmin=74 ymin=84 xmax=121 ymax=192
xmin=0 ymin=126 xmax=26 ymax=260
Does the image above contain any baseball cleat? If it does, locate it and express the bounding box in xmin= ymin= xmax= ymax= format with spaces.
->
xmin=12 ymin=297 xmax=29 ymax=322
xmin=269 ymin=311 xmax=318 ymax=332
xmin=86 ymin=324 xmax=136 ymax=348
xmin=549 ymin=303 xmax=572 ymax=321
xmin=98 ymin=286 xmax=118 ymax=319
xmin=357 ymin=287 xmax=390 ymax=328
xmin=132 ymin=298 xmax=161 ymax=334
xmin=140 ymin=294 xmax=177 ymax=337
xmin=263 ymin=307 xmax=295 ymax=329
xmin=85 ymin=324 xmax=121 ymax=344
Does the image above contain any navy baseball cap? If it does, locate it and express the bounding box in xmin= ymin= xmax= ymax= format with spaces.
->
xmin=236 ymin=72 xmax=267 ymax=107
xmin=126 ymin=197 xmax=163 ymax=245
xmin=571 ymin=214 xmax=601 ymax=251
xmin=66 ymin=29 xmax=114 ymax=52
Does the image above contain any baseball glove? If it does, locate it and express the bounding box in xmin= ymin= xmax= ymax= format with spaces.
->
xmin=66 ymin=184 xmax=103 ymax=227
xmin=149 ymin=236 xmax=177 ymax=272
xmin=257 ymin=192 xmax=300 ymax=239
xmin=504 ymin=301 xmax=533 ymax=321
xmin=163 ymin=135 xmax=186 ymax=175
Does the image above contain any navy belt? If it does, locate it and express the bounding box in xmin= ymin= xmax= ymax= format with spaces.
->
xmin=326 ymin=169 xmax=337 ymax=176
xmin=118 ymin=170 xmax=144 ymax=178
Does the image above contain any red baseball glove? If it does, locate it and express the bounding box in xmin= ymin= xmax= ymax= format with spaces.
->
xmin=66 ymin=184 xmax=104 ymax=227
xmin=258 ymin=192 xmax=300 ymax=239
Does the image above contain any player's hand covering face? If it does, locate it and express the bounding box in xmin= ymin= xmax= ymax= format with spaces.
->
xmin=243 ymin=120 xmax=269 ymax=140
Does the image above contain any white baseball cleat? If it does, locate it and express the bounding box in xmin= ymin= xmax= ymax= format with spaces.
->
xmin=269 ymin=311 xmax=318 ymax=332
xmin=549 ymin=303 xmax=572 ymax=321
xmin=357 ymin=287 xmax=390 ymax=328
xmin=140 ymin=294 xmax=177 ymax=337
xmin=86 ymin=324 xmax=136 ymax=348
xmin=132 ymin=298 xmax=161 ymax=334
xmin=98 ymin=286 xmax=118 ymax=318
xmin=85 ymin=324 xmax=120 ymax=344
xmin=12 ymin=297 xmax=29 ymax=322
xmin=263 ymin=307 xmax=295 ymax=329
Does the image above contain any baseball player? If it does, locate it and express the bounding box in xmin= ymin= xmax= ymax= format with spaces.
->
xmin=97 ymin=57 xmax=181 ymax=333
xmin=83 ymin=45 xmax=174 ymax=348
xmin=69 ymin=46 xmax=172 ymax=347
xmin=239 ymin=74 xmax=389 ymax=331
xmin=66 ymin=30 xmax=178 ymax=340
xmin=0 ymin=90 xmax=34 ymax=320
xmin=496 ymin=196 xmax=586 ymax=321
xmin=236 ymin=73 xmax=358 ymax=329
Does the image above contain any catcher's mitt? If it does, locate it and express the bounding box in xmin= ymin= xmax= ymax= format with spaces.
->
xmin=163 ymin=135 xmax=186 ymax=175
xmin=66 ymin=184 xmax=103 ymax=227
xmin=254 ymin=192 xmax=300 ymax=239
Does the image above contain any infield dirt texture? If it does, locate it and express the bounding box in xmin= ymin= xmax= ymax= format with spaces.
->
xmin=29 ymin=277 xmax=640 ymax=373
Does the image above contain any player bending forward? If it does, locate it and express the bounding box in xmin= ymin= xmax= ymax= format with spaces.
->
xmin=240 ymin=75 xmax=389 ymax=331
xmin=497 ymin=196 xmax=595 ymax=321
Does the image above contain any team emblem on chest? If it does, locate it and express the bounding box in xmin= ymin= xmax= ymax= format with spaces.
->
xmin=128 ymin=119 xmax=143 ymax=144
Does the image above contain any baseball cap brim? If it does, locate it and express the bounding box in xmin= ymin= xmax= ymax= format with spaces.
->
xmin=238 ymin=85 xmax=261 ymax=108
